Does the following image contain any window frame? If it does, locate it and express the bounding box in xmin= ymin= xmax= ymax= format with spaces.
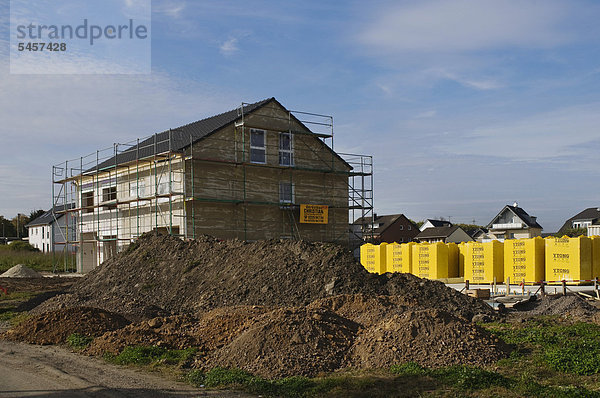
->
xmin=278 ymin=131 xmax=294 ymax=166
xmin=279 ymin=181 xmax=295 ymax=204
xmin=250 ymin=129 xmax=267 ymax=164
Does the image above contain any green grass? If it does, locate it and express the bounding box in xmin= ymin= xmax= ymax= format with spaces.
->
xmin=486 ymin=317 xmax=600 ymax=375
xmin=0 ymin=247 xmax=57 ymax=272
xmin=66 ymin=333 xmax=94 ymax=350
xmin=104 ymin=346 xmax=197 ymax=367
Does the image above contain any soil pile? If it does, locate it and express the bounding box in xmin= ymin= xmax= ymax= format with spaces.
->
xmin=35 ymin=234 xmax=493 ymax=321
xmin=346 ymin=309 xmax=510 ymax=369
xmin=2 ymin=307 xmax=130 ymax=345
xmin=86 ymin=305 xmax=272 ymax=356
xmin=204 ymin=307 xmax=359 ymax=378
xmin=1 ymin=264 xmax=43 ymax=278
xmin=515 ymin=294 xmax=600 ymax=321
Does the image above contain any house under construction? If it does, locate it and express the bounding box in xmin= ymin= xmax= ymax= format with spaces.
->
xmin=51 ymin=98 xmax=373 ymax=273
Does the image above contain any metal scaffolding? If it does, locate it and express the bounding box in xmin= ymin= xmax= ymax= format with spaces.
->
xmin=51 ymin=101 xmax=374 ymax=272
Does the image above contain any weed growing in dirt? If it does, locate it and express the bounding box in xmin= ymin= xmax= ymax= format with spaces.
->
xmin=66 ymin=333 xmax=93 ymax=350
xmin=486 ymin=319 xmax=600 ymax=375
xmin=105 ymin=346 xmax=196 ymax=366
xmin=390 ymin=362 xmax=426 ymax=376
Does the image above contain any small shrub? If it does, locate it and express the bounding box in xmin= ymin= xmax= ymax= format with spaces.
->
xmin=433 ymin=366 xmax=510 ymax=390
xmin=390 ymin=362 xmax=426 ymax=376
xmin=7 ymin=241 xmax=39 ymax=252
xmin=203 ymin=367 xmax=254 ymax=388
xmin=66 ymin=333 xmax=93 ymax=349
xmin=107 ymin=346 xmax=196 ymax=366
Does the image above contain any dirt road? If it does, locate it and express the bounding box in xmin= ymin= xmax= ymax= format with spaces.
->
xmin=0 ymin=341 xmax=252 ymax=398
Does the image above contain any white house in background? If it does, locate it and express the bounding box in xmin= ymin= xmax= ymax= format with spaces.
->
xmin=419 ymin=219 xmax=452 ymax=232
xmin=25 ymin=205 xmax=76 ymax=253
xmin=485 ymin=202 xmax=543 ymax=241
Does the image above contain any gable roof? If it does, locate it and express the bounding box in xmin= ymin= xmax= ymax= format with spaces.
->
xmin=486 ymin=205 xmax=543 ymax=229
xmin=352 ymin=213 xmax=417 ymax=235
xmin=25 ymin=204 xmax=73 ymax=228
xmin=424 ymin=219 xmax=452 ymax=228
xmin=415 ymin=225 xmax=462 ymax=239
xmin=87 ymin=97 xmax=350 ymax=173
xmin=559 ymin=207 xmax=600 ymax=233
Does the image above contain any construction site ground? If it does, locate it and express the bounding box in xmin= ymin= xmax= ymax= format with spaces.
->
xmin=2 ymin=235 xmax=600 ymax=397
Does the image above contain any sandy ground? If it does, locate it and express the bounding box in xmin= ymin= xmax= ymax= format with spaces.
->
xmin=0 ymin=340 xmax=253 ymax=398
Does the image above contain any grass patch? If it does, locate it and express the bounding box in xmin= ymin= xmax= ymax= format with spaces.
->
xmin=66 ymin=333 xmax=93 ymax=350
xmin=486 ymin=318 xmax=600 ymax=375
xmin=104 ymin=346 xmax=196 ymax=367
xmin=0 ymin=248 xmax=57 ymax=272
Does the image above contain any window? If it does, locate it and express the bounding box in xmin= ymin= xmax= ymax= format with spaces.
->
xmin=279 ymin=132 xmax=294 ymax=166
xmin=399 ymin=225 xmax=403 ymax=230
xmin=250 ymin=129 xmax=266 ymax=163
xmin=102 ymin=186 xmax=117 ymax=202
xmin=279 ymin=182 xmax=294 ymax=204
xmin=82 ymin=191 xmax=94 ymax=213
xmin=408 ymin=225 xmax=411 ymax=230
xmin=102 ymin=186 xmax=117 ymax=210
xmin=130 ymin=180 xmax=146 ymax=198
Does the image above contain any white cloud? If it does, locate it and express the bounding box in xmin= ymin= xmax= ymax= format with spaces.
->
xmin=153 ymin=0 xmax=186 ymax=18
xmin=414 ymin=110 xmax=436 ymax=119
xmin=359 ymin=0 xmax=571 ymax=54
xmin=440 ymin=103 xmax=600 ymax=160
xmin=220 ymin=37 xmax=239 ymax=55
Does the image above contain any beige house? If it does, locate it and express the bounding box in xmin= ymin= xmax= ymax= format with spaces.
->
xmin=52 ymin=98 xmax=369 ymax=272
xmin=485 ymin=203 xmax=542 ymax=241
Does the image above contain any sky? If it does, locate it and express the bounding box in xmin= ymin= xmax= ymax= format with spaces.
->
xmin=1 ymin=0 xmax=600 ymax=232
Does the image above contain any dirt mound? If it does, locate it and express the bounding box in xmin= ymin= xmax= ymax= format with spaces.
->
xmin=86 ymin=305 xmax=272 ymax=356
xmin=308 ymin=294 xmax=413 ymax=328
xmin=3 ymin=307 xmax=130 ymax=345
xmin=515 ymin=294 xmax=600 ymax=321
xmin=35 ymin=234 xmax=493 ymax=321
xmin=346 ymin=309 xmax=510 ymax=369
xmin=1 ymin=264 xmax=43 ymax=278
xmin=205 ymin=307 xmax=359 ymax=378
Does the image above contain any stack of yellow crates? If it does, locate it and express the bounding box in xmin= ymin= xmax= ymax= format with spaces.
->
xmin=504 ymin=237 xmax=544 ymax=284
xmin=545 ymin=236 xmax=591 ymax=284
xmin=410 ymin=242 xmax=458 ymax=279
xmin=360 ymin=243 xmax=387 ymax=274
xmin=386 ymin=242 xmax=414 ymax=273
xmin=464 ymin=241 xmax=504 ymax=283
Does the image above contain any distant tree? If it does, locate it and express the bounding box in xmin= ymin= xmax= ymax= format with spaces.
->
xmin=455 ymin=223 xmax=485 ymax=236
xmin=28 ymin=209 xmax=45 ymax=222
xmin=0 ymin=216 xmax=17 ymax=238
xmin=553 ymin=228 xmax=586 ymax=238
xmin=410 ymin=219 xmax=424 ymax=228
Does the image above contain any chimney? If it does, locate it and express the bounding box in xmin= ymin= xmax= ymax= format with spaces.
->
xmin=513 ymin=201 xmax=519 ymax=207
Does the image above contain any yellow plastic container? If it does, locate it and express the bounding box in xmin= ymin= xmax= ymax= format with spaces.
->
xmin=411 ymin=242 xmax=452 ymax=279
xmin=592 ymin=236 xmax=600 ymax=279
xmin=545 ymin=236 xmax=591 ymax=284
xmin=360 ymin=243 xmax=387 ymax=274
xmin=504 ymin=237 xmax=545 ymax=284
xmin=464 ymin=240 xmax=504 ymax=283
xmin=386 ymin=242 xmax=413 ymax=273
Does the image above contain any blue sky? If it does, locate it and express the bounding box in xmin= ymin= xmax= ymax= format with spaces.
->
xmin=1 ymin=0 xmax=600 ymax=232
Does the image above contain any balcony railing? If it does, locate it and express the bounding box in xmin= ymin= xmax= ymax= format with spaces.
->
xmin=491 ymin=222 xmax=523 ymax=230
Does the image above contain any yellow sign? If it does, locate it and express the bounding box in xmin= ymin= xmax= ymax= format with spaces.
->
xmin=300 ymin=204 xmax=328 ymax=224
